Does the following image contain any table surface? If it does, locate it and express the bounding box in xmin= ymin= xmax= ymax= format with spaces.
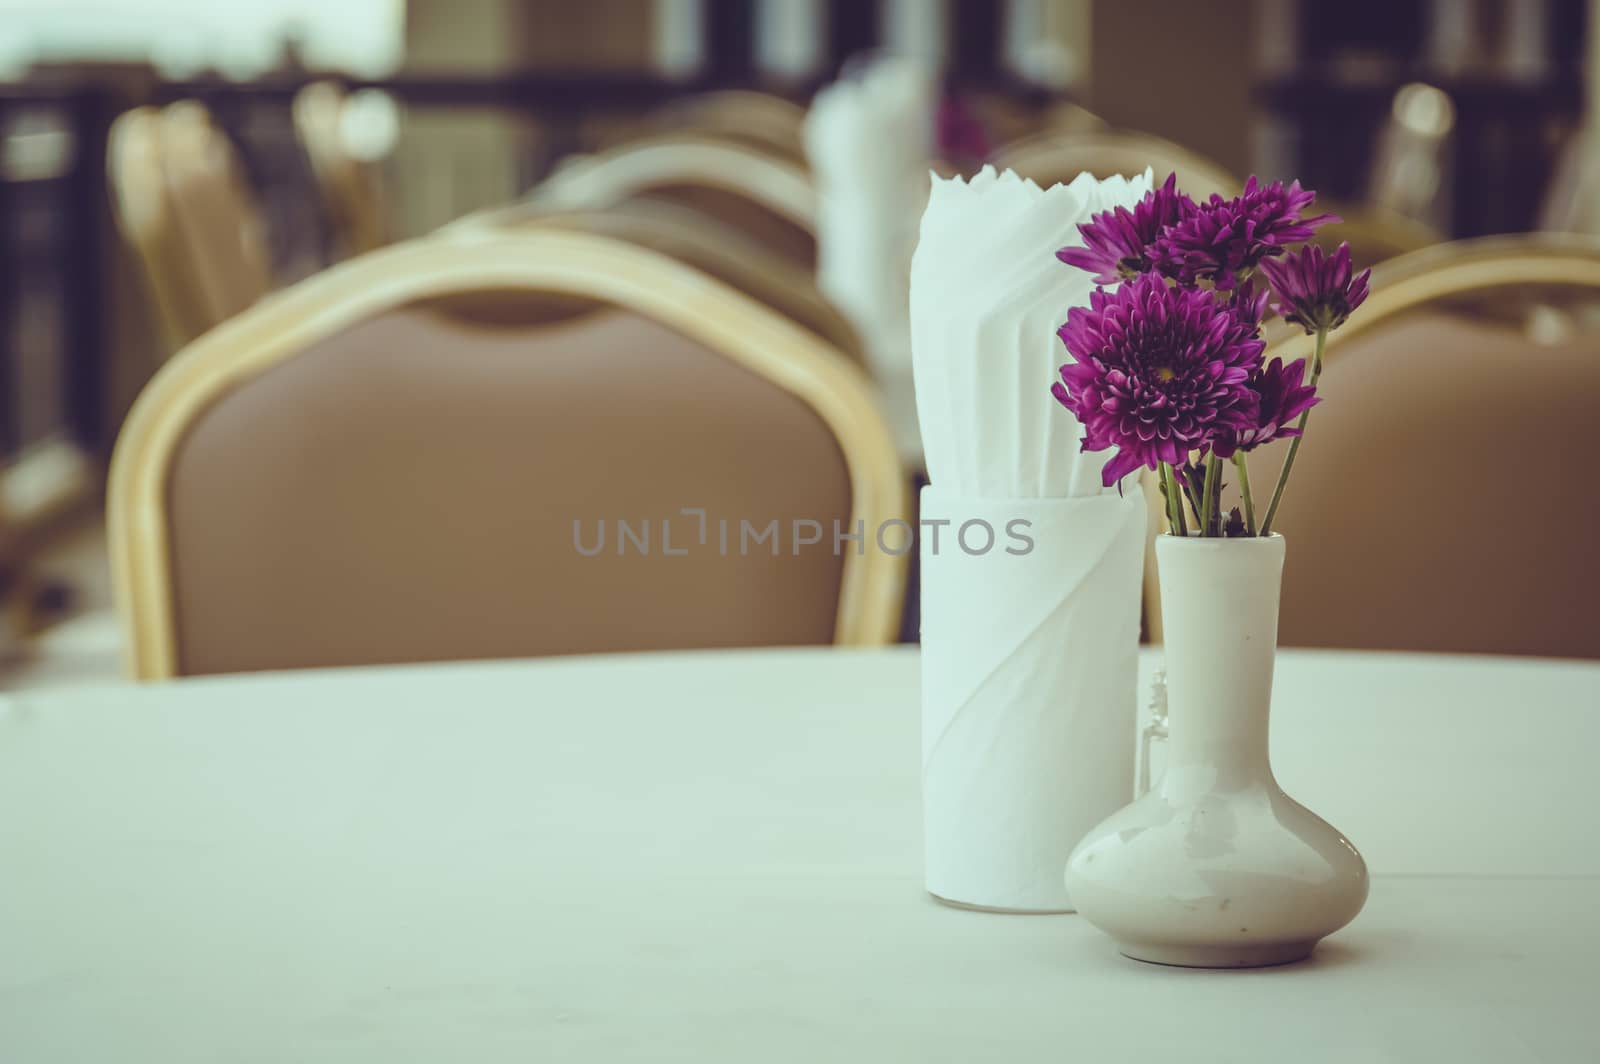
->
xmin=3 ymin=647 xmax=1598 ymax=1062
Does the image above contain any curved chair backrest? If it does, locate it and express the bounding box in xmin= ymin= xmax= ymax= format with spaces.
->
xmin=1314 ymin=204 xmax=1444 ymax=268
xmin=293 ymin=81 xmax=389 ymax=257
xmin=1253 ymin=235 xmax=1600 ymax=658
xmin=109 ymin=231 xmax=909 ymax=679
xmin=934 ymin=97 xmax=1105 ymax=168
xmin=445 ymin=197 xmax=862 ymax=362
xmin=654 ymin=90 xmax=809 ymax=165
xmin=1541 ymin=128 xmax=1600 ymax=236
xmin=107 ymin=107 xmax=215 ymax=349
xmin=109 ymin=107 xmax=203 ymax=348
xmin=533 ymin=135 xmax=817 ymax=267
xmin=156 ymin=102 xmax=272 ymax=330
xmin=992 ymin=130 xmax=1240 ymax=199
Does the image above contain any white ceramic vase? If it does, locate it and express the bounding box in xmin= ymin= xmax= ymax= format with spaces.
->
xmin=1064 ymin=533 xmax=1368 ymax=968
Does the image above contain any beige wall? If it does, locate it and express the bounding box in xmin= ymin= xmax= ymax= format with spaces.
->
xmin=1087 ymin=0 xmax=1255 ymax=177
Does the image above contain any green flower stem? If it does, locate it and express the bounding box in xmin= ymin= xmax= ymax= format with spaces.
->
xmin=1199 ymin=455 xmax=1220 ymax=537
xmin=1233 ymin=453 xmax=1256 ymax=534
xmin=1161 ymin=461 xmax=1188 ymax=537
xmin=1261 ymin=327 xmax=1327 ymax=536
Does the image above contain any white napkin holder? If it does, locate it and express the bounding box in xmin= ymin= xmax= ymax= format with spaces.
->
xmin=920 ymin=487 xmax=1146 ymax=912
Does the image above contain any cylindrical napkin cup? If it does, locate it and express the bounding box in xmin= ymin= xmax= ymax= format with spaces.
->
xmin=920 ymin=487 xmax=1146 ymax=912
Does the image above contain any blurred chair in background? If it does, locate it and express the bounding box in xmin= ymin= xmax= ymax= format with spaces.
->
xmin=446 ymin=198 xmax=863 ymax=362
xmin=989 ymin=121 xmax=1439 ymax=270
xmin=580 ymin=91 xmax=809 ymax=166
xmin=0 ymin=438 xmax=98 ymax=653
xmin=1312 ymin=204 xmax=1443 ymax=269
xmin=384 ymin=104 xmax=547 ymax=240
xmin=1539 ymin=127 xmax=1600 ymax=237
xmin=974 ymin=96 xmax=1106 ymax=150
xmin=992 ymin=129 xmax=1240 ymax=199
xmin=530 ymin=135 xmax=817 ymax=267
xmin=109 ymin=103 xmax=271 ymax=351
xmin=157 ymin=103 xmax=272 ymax=329
xmin=931 ymin=95 xmax=1104 ymax=172
xmin=1260 ymin=235 xmax=1600 ymax=660
xmin=107 ymin=107 xmax=212 ymax=350
xmin=653 ymin=90 xmax=809 ymax=164
xmin=293 ymin=81 xmax=391 ymax=258
xmin=109 ymin=232 xmax=908 ymax=679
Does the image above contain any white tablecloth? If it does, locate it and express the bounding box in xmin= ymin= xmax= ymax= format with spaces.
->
xmin=2 ymin=648 xmax=1596 ymax=1061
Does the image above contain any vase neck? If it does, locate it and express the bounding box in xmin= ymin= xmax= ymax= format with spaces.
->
xmin=1156 ymin=535 xmax=1285 ymax=789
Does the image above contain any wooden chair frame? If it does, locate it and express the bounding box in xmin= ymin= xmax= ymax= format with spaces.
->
xmin=108 ymin=106 xmax=206 ymax=349
xmin=109 ymin=102 xmax=272 ymax=349
xmin=655 ymin=90 xmax=809 ymax=164
xmin=533 ymin=134 xmax=817 ymax=233
xmin=158 ymin=101 xmax=272 ymax=326
xmin=108 ymin=231 xmax=910 ymax=679
xmin=293 ymin=81 xmax=390 ymax=257
xmin=442 ymin=197 xmax=863 ymax=362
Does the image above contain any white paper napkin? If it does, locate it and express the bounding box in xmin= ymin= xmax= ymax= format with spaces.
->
xmin=804 ymin=57 xmax=934 ymax=379
xmin=909 ymin=165 xmax=1152 ymax=497
xmin=911 ymin=165 xmax=1153 ymax=912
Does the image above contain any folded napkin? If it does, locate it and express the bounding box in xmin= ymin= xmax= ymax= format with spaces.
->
xmin=804 ymin=57 xmax=934 ymax=378
xmin=912 ymin=165 xmax=1152 ymax=911
xmin=911 ymin=165 xmax=1152 ymax=498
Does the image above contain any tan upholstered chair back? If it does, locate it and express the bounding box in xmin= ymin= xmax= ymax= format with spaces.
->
xmin=293 ymin=81 xmax=390 ymax=257
xmin=446 ymin=198 xmax=861 ymax=361
xmin=532 ymin=136 xmax=817 ymax=267
xmin=1256 ymin=236 xmax=1600 ymax=659
xmin=157 ymin=103 xmax=272 ymax=328
xmin=109 ymin=232 xmax=908 ymax=679
xmin=993 ymin=130 xmax=1240 ymax=200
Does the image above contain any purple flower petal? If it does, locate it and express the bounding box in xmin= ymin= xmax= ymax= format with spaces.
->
xmin=1259 ymin=241 xmax=1371 ymax=334
xmin=1056 ymin=172 xmax=1195 ymax=285
xmin=1053 ymin=273 xmax=1265 ymax=481
xmin=1152 ymin=176 xmax=1338 ymax=288
xmin=1211 ymin=357 xmax=1320 ymax=457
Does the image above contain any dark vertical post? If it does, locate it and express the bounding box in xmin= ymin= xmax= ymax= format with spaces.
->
xmin=65 ymin=86 xmax=111 ymax=451
xmin=0 ymin=101 xmax=14 ymax=457
xmin=948 ymin=0 xmax=1000 ymax=85
xmin=705 ymin=0 xmax=756 ymax=83
xmin=828 ymin=0 xmax=882 ymax=76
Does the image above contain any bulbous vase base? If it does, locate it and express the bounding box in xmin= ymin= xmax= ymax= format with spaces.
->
xmin=1117 ymin=939 xmax=1317 ymax=969
xmin=1069 ymin=534 xmax=1370 ymax=971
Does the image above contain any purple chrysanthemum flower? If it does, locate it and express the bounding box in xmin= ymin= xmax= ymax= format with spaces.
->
xmin=1057 ymin=172 xmax=1195 ymax=286
xmin=1259 ymin=241 xmax=1371 ymax=334
xmin=1211 ymin=357 xmax=1320 ymax=458
xmin=1227 ymin=279 xmax=1270 ymax=335
xmin=1051 ymin=273 xmax=1264 ymax=485
xmin=1153 ymin=176 xmax=1338 ymax=289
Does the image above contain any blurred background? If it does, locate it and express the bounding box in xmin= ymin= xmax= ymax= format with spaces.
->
xmin=4 ymin=0 xmax=1599 ymax=686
